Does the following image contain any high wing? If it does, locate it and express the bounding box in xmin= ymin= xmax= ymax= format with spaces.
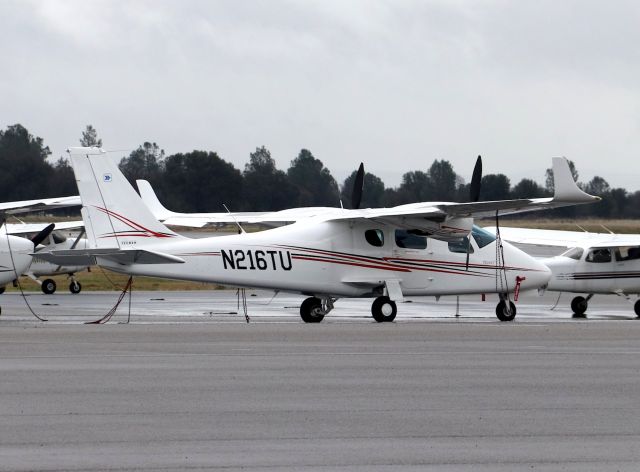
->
xmin=6 ymin=220 xmax=84 ymax=235
xmin=0 ymin=196 xmax=81 ymax=215
xmin=137 ymin=179 xmax=337 ymax=227
xmin=137 ymin=158 xmax=598 ymax=234
xmin=485 ymin=226 xmax=640 ymax=249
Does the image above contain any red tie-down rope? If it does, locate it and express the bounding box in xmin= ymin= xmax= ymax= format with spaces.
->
xmin=85 ymin=276 xmax=133 ymax=324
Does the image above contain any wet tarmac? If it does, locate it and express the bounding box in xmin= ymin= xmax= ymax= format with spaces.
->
xmin=1 ymin=289 xmax=639 ymax=471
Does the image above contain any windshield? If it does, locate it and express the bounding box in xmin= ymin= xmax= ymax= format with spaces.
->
xmin=472 ymin=225 xmax=497 ymax=248
xmin=560 ymin=247 xmax=584 ymax=260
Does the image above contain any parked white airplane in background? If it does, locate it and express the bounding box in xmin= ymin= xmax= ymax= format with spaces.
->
xmin=2 ymin=221 xmax=88 ymax=294
xmin=487 ymin=226 xmax=640 ymax=317
xmin=0 ymin=195 xmax=81 ymax=312
xmin=39 ymin=148 xmax=597 ymax=322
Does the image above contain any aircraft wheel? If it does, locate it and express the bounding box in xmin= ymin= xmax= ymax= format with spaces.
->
xmin=41 ymin=279 xmax=57 ymax=295
xmin=634 ymin=299 xmax=640 ymax=318
xmin=0 ymin=286 xmax=5 ymax=295
xmin=300 ymin=297 xmax=324 ymax=323
xmin=571 ymin=296 xmax=588 ymax=317
xmin=371 ymin=296 xmax=397 ymax=322
xmin=69 ymin=281 xmax=82 ymax=294
xmin=495 ymin=300 xmax=516 ymax=321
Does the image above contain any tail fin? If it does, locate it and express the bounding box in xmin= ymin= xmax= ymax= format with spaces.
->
xmin=67 ymin=147 xmax=184 ymax=249
xmin=136 ymin=179 xmax=175 ymax=222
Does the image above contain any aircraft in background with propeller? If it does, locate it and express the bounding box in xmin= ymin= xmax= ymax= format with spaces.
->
xmin=39 ymin=148 xmax=598 ymax=322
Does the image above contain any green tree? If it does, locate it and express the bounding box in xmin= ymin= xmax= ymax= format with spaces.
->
xmin=428 ymin=159 xmax=457 ymax=201
xmin=243 ymin=146 xmax=298 ymax=210
xmin=480 ymin=174 xmax=511 ymax=201
xmin=340 ymin=169 xmax=385 ymax=208
xmin=287 ymin=149 xmax=339 ymax=206
xmin=80 ymin=125 xmax=102 ymax=147
xmin=162 ymin=150 xmax=243 ymax=212
xmin=119 ymin=142 xmax=165 ymax=188
xmin=0 ymin=124 xmax=53 ymax=200
xmin=510 ymin=178 xmax=545 ymax=199
xmin=395 ymin=171 xmax=431 ymax=203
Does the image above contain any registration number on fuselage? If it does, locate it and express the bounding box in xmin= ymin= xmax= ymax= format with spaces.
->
xmin=221 ymin=249 xmax=292 ymax=271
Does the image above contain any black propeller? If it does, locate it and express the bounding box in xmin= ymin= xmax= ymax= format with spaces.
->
xmin=469 ymin=155 xmax=482 ymax=202
xmin=351 ymin=162 xmax=365 ymax=209
xmin=30 ymin=223 xmax=55 ymax=248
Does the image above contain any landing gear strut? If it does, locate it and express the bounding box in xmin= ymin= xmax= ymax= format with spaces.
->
xmin=299 ymin=296 xmax=335 ymax=323
xmin=371 ymin=296 xmax=397 ymax=322
xmin=495 ymin=294 xmax=516 ymax=321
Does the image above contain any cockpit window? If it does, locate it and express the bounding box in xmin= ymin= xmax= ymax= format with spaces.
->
xmin=560 ymin=247 xmax=584 ymax=260
xmin=365 ymin=229 xmax=384 ymax=247
xmin=395 ymin=229 xmax=427 ymax=249
xmin=448 ymin=236 xmax=474 ymax=254
xmin=472 ymin=225 xmax=497 ymax=248
xmin=615 ymin=246 xmax=640 ymax=261
xmin=585 ymin=248 xmax=612 ymax=263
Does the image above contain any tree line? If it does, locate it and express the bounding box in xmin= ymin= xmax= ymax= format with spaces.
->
xmin=1 ymin=123 xmax=638 ymax=219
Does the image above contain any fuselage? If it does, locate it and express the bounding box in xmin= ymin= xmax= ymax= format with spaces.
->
xmin=543 ymin=243 xmax=640 ymax=295
xmin=98 ymin=221 xmax=551 ymax=298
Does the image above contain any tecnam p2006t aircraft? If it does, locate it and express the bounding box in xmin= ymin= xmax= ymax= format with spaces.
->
xmin=40 ymin=147 xmax=597 ymax=322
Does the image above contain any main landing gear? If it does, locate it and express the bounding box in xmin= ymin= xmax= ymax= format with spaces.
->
xmin=495 ymin=294 xmax=516 ymax=321
xmin=299 ymin=295 xmax=398 ymax=323
xmin=571 ymin=294 xmax=593 ymax=318
xmin=40 ymin=276 xmax=82 ymax=295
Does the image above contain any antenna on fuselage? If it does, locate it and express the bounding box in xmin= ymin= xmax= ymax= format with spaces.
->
xmin=223 ymin=204 xmax=246 ymax=234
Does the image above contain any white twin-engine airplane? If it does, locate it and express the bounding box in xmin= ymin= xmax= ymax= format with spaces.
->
xmin=39 ymin=147 xmax=597 ymax=322
xmin=488 ymin=227 xmax=640 ymax=318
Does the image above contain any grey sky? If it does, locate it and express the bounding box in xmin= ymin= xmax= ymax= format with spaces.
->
xmin=1 ymin=0 xmax=639 ymax=190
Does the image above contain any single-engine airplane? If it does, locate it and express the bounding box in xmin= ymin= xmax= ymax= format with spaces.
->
xmin=39 ymin=147 xmax=598 ymax=322
xmin=486 ymin=226 xmax=640 ymax=317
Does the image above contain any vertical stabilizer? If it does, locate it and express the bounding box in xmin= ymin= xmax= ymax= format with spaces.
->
xmin=136 ymin=179 xmax=175 ymax=221
xmin=67 ymin=147 xmax=184 ymax=249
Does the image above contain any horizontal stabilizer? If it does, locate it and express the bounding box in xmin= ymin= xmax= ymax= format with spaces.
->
xmin=34 ymin=248 xmax=185 ymax=266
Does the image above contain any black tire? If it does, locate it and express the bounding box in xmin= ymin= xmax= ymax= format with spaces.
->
xmin=300 ymin=297 xmax=324 ymax=323
xmin=41 ymin=279 xmax=57 ymax=295
xmin=634 ymin=299 xmax=640 ymax=318
xmin=495 ymin=300 xmax=516 ymax=321
xmin=371 ymin=296 xmax=397 ymax=322
xmin=571 ymin=296 xmax=587 ymax=317
xmin=0 ymin=286 xmax=5 ymax=295
xmin=69 ymin=281 xmax=82 ymax=294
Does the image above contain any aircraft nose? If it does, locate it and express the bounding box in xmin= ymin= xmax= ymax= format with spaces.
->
xmin=504 ymin=243 xmax=551 ymax=290
xmin=1 ymin=235 xmax=34 ymax=277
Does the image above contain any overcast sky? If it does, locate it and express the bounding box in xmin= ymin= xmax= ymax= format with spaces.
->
xmin=1 ymin=0 xmax=639 ymax=191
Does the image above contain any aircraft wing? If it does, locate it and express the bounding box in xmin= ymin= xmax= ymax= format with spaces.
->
xmin=0 ymin=196 xmax=81 ymax=215
xmin=6 ymin=220 xmax=84 ymax=235
xmin=34 ymin=248 xmax=185 ymax=266
xmin=485 ymin=226 xmax=640 ymax=249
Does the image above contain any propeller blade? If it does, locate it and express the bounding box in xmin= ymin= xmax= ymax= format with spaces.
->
xmin=30 ymin=223 xmax=55 ymax=248
xmin=351 ymin=162 xmax=365 ymax=209
xmin=469 ymin=155 xmax=482 ymax=202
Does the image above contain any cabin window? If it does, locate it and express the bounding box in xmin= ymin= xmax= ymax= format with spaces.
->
xmin=365 ymin=229 xmax=384 ymax=247
xmin=395 ymin=229 xmax=427 ymax=249
xmin=448 ymin=236 xmax=474 ymax=254
xmin=52 ymin=233 xmax=67 ymax=244
xmin=471 ymin=225 xmax=496 ymax=248
xmin=615 ymin=246 xmax=640 ymax=262
xmin=585 ymin=248 xmax=611 ymax=263
xmin=560 ymin=247 xmax=584 ymax=260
